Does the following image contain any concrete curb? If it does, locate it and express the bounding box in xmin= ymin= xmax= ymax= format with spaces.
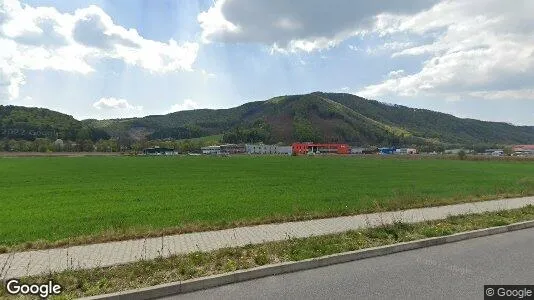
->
xmin=82 ymin=220 xmax=534 ymax=300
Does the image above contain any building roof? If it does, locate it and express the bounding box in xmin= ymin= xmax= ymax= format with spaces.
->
xmin=513 ymin=145 xmax=534 ymax=151
xmin=201 ymin=145 xmax=221 ymax=150
xmin=144 ymin=147 xmax=174 ymax=151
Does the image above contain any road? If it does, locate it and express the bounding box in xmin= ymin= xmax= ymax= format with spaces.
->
xmin=163 ymin=227 xmax=534 ymax=300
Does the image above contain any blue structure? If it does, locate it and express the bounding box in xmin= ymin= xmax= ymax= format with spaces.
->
xmin=378 ymin=147 xmax=396 ymax=155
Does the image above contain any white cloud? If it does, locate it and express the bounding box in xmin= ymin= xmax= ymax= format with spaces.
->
xmin=387 ymin=69 xmax=405 ymax=78
xmin=358 ymin=0 xmax=534 ymax=100
xmin=444 ymin=94 xmax=461 ymax=103
xmin=0 ymin=0 xmax=198 ymax=101
xmin=0 ymin=56 xmax=25 ymax=100
xmin=93 ymin=97 xmax=142 ymax=111
xmin=362 ymin=41 xmax=414 ymax=55
xmin=198 ymin=0 xmax=437 ymax=53
xmin=199 ymin=69 xmax=216 ymax=78
xmin=197 ymin=0 xmax=239 ymax=43
xmin=470 ymin=89 xmax=534 ymax=100
xmin=169 ymin=99 xmax=200 ymax=112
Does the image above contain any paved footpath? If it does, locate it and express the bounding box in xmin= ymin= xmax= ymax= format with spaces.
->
xmin=1 ymin=197 xmax=534 ymax=279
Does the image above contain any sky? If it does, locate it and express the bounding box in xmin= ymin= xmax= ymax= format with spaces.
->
xmin=1 ymin=0 xmax=533 ymax=125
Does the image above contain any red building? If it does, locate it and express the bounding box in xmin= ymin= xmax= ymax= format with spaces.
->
xmin=512 ymin=145 xmax=534 ymax=152
xmin=512 ymin=145 xmax=534 ymax=156
xmin=292 ymin=142 xmax=350 ymax=155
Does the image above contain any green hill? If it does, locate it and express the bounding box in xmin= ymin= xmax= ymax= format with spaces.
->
xmin=86 ymin=92 xmax=534 ymax=148
xmin=4 ymin=93 xmax=534 ymax=149
xmin=0 ymin=105 xmax=109 ymax=141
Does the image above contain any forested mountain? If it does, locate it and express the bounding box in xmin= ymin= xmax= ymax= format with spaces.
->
xmin=86 ymin=92 xmax=534 ymax=148
xmin=3 ymin=92 xmax=534 ymax=150
xmin=0 ymin=105 xmax=109 ymax=141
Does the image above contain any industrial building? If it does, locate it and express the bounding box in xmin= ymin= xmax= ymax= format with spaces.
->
xmin=246 ymin=144 xmax=277 ymax=154
xmin=246 ymin=144 xmax=292 ymax=155
xmin=201 ymin=144 xmax=246 ymax=155
xmin=143 ymin=147 xmax=176 ymax=155
xmin=378 ymin=147 xmax=396 ymax=155
xmin=483 ymin=149 xmax=504 ymax=156
xmin=350 ymin=147 xmax=365 ymax=154
xmin=220 ymin=144 xmax=246 ymax=154
xmin=395 ymin=148 xmax=417 ymax=155
xmin=201 ymin=145 xmax=221 ymax=155
xmin=512 ymin=145 xmax=534 ymax=156
xmin=362 ymin=147 xmax=379 ymax=154
xmin=292 ymin=143 xmax=350 ymax=155
xmin=444 ymin=149 xmax=474 ymax=155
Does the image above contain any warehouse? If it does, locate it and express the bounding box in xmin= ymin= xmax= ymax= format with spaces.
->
xmin=278 ymin=146 xmax=292 ymax=155
xmin=292 ymin=143 xmax=350 ymax=155
xmin=512 ymin=145 xmax=534 ymax=156
xmin=220 ymin=144 xmax=246 ymax=154
xmin=395 ymin=148 xmax=417 ymax=155
xmin=245 ymin=144 xmax=293 ymax=155
xmin=143 ymin=147 xmax=176 ymax=155
xmin=246 ymin=144 xmax=277 ymax=154
xmin=350 ymin=147 xmax=365 ymax=154
xmin=201 ymin=145 xmax=221 ymax=155
xmin=378 ymin=147 xmax=396 ymax=155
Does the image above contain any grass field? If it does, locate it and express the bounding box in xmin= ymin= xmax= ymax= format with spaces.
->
xmin=4 ymin=206 xmax=534 ymax=299
xmin=2 ymin=155 xmax=534 ymax=249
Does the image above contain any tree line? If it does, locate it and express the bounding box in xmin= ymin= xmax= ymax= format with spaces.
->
xmin=0 ymin=137 xmax=220 ymax=153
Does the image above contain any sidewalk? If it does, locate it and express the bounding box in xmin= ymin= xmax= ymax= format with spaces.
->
xmin=1 ymin=197 xmax=533 ymax=279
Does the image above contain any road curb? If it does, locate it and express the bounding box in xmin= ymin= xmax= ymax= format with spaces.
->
xmin=82 ymin=220 xmax=534 ymax=300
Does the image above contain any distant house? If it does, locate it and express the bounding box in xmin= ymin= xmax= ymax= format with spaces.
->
xmin=143 ymin=147 xmax=176 ymax=155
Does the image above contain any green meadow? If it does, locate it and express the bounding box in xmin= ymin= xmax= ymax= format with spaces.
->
xmin=1 ymin=155 xmax=534 ymax=249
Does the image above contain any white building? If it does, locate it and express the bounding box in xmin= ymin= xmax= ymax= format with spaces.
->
xmin=245 ymin=144 xmax=292 ymax=155
xmin=491 ymin=150 xmax=504 ymax=156
xmin=350 ymin=147 xmax=364 ymax=154
xmin=201 ymin=145 xmax=221 ymax=155
xmin=483 ymin=149 xmax=504 ymax=156
xmin=246 ymin=144 xmax=274 ymax=154
xmin=278 ymin=146 xmax=292 ymax=155
xmin=395 ymin=148 xmax=417 ymax=155
xmin=444 ymin=149 xmax=473 ymax=155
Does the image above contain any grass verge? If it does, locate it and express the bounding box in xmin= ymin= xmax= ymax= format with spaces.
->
xmin=2 ymin=205 xmax=534 ymax=299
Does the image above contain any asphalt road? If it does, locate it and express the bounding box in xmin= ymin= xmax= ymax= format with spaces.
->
xmin=163 ymin=227 xmax=534 ymax=300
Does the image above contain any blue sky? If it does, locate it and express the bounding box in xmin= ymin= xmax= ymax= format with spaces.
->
xmin=1 ymin=0 xmax=534 ymax=125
